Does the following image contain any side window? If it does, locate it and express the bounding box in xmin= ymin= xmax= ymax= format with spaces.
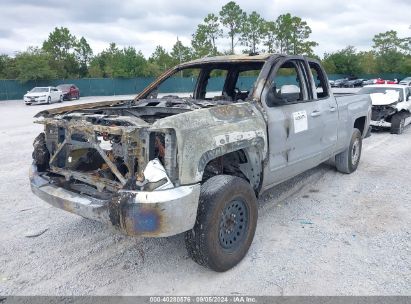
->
xmin=151 ymin=68 xmax=200 ymax=98
xmin=204 ymin=69 xmax=228 ymax=99
xmin=235 ymin=70 xmax=259 ymax=92
xmin=233 ymin=69 xmax=260 ymax=101
xmin=268 ymin=60 xmax=306 ymax=106
xmin=309 ymin=62 xmax=329 ymax=99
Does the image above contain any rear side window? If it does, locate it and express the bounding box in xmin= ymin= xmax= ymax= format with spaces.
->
xmin=309 ymin=62 xmax=329 ymax=99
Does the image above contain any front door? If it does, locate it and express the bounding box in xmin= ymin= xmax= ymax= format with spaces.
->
xmin=261 ymin=58 xmax=324 ymax=188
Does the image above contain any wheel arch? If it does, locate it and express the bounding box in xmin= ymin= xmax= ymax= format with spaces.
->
xmin=197 ymin=138 xmax=265 ymax=194
xmin=354 ymin=116 xmax=366 ymax=136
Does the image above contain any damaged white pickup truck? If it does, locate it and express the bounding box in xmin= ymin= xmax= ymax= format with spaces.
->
xmin=30 ymin=54 xmax=371 ymax=271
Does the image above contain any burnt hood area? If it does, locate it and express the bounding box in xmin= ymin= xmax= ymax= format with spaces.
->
xmin=42 ymin=96 xmax=235 ymax=125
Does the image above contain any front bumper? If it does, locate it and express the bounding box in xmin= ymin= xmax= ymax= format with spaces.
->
xmin=24 ymin=98 xmax=47 ymax=104
xmin=370 ymin=120 xmax=391 ymax=128
xmin=30 ymin=165 xmax=201 ymax=237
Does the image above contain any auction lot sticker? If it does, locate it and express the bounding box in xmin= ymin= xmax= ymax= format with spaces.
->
xmin=293 ymin=110 xmax=308 ymax=133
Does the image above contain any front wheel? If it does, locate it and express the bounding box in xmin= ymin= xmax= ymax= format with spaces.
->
xmin=47 ymin=96 xmax=51 ymax=104
xmin=335 ymin=128 xmax=362 ymax=174
xmin=185 ymin=175 xmax=258 ymax=272
xmin=391 ymin=112 xmax=406 ymax=134
xmin=59 ymin=95 xmax=63 ymax=103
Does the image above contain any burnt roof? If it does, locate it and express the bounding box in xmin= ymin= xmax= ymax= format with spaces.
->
xmin=180 ymin=53 xmax=275 ymax=67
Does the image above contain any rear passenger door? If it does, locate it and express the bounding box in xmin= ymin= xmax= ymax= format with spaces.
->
xmin=261 ymin=57 xmax=325 ymax=187
xmin=308 ymin=61 xmax=338 ymax=159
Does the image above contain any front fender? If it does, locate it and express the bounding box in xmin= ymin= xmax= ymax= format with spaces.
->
xmin=151 ymin=102 xmax=268 ymax=185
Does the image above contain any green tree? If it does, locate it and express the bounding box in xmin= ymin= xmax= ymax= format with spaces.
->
xmin=74 ymin=37 xmax=93 ymax=77
xmin=149 ymin=46 xmax=174 ymax=74
xmin=289 ymin=16 xmax=318 ymax=55
xmin=275 ymin=13 xmax=293 ymax=54
xmin=240 ymin=11 xmax=266 ymax=53
xmin=170 ymin=39 xmax=193 ymax=65
xmin=42 ymin=27 xmax=78 ymax=77
xmin=372 ymin=30 xmax=408 ymax=73
xmin=322 ymin=46 xmax=362 ymax=75
xmin=263 ymin=21 xmax=277 ymax=53
xmin=89 ymin=43 xmax=149 ymax=78
xmin=357 ymin=51 xmax=377 ymax=74
xmin=219 ymin=1 xmax=246 ymax=54
xmin=14 ymin=47 xmax=57 ymax=82
xmin=0 ymin=55 xmax=18 ymax=79
xmin=191 ymin=24 xmax=214 ymax=58
xmin=203 ymin=13 xmax=223 ymax=53
xmin=274 ymin=13 xmax=318 ymax=56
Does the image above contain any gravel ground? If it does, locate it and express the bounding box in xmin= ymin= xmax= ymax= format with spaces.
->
xmin=0 ymin=94 xmax=410 ymax=296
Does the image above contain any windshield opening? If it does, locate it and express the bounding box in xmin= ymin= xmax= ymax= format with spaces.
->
xmin=142 ymin=62 xmax=265 ymax=102
xmin=30 ymin=87 xmax=49 ymax=93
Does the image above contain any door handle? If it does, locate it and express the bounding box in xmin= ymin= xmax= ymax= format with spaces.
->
xmin=310 ymin=110 xmax=321 ymax=117
xmin=329 ymin=106 xmax=337 ymax=112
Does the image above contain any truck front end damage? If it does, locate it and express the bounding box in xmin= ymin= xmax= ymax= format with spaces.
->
xmin=30 ymin=111 xmax=200 ymax=237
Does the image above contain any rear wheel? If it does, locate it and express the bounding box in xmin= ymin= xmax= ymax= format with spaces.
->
xmin=76 ymin=93 xmax=80 ymax=100
xmin=391 ymin=112 xmax=406 ymax=134
xmin=185 ymin=175 xmax=258 ymax=272
xmin=335 ymin=128 xmax=362 ymax=174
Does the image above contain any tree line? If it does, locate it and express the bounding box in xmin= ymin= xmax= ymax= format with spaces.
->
xmin=0 ymin=1 xmax=410 ymax=82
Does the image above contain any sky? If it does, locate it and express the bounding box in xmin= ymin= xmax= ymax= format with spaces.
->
xmin=0 ymin=0 xmax=410 ymax=58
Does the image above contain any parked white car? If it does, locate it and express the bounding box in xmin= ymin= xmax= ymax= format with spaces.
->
xmin=358 ymin=84 xmax=411 ymax=134
xmin=24 ymin=87 xmax=63 ymax=105
xmin=399 ymin=77 xmax=411 ymax=86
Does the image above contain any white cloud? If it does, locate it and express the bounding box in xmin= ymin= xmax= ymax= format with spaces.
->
xmin=0 ymin=0 xmax=409 ymax=57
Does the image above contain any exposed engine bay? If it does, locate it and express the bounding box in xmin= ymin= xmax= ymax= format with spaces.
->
xmin=31 ymin=96 xmax=239 ymax=199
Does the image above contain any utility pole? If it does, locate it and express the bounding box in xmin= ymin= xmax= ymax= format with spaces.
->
xmin=177 ymin=36 xmax=183 ymax=77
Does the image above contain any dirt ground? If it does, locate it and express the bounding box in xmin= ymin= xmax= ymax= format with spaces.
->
xmin=0 ymin=95 xmax=410 ymax=296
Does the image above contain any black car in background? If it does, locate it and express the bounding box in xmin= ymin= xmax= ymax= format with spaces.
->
xmin=331 ymin=78 xmax=349 ymax=87
xmin=344 ymin=78 xmax=365 ymax=87
xmin=56 ymin=84 xmax=80 ymax=100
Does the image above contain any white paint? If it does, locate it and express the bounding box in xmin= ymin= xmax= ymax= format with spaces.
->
xmin=214 ymin=130 xmax=264 ymax=147
xmin=97 ymin=136 xmax=112 ymax=151
xmin=370 ymin=92 xmax=399 ymax=106
xmin=293 ymin=110 xmax=308 ymax=133
xmin=143 ymin=158 xmax=173 ymax=190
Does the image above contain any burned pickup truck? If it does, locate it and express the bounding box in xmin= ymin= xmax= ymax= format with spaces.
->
xmin=30 ymin=54 xmax=371 ymax=271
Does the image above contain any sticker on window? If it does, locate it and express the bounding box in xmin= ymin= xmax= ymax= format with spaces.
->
xmin=293 ymin=111 xmax=308 ymax=133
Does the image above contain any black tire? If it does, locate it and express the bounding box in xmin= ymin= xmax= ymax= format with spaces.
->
xmin=335 ymin=128 xmax=362 ymax=174
xmin=59 ymin=95 xmax=63 ymax=103
xmin=390 ymin=112 xmax=406 ymax=134
xmin=76 ymin=93 xmax=80 ymax=100
xmin=47 ymin=96 xmax=51 ymax=104
xmin=185 ymin=175 xmax=258 ymax=272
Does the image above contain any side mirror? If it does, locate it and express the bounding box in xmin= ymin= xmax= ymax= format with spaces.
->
xmin=266 ymin=84 xmax=283 ymax=107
